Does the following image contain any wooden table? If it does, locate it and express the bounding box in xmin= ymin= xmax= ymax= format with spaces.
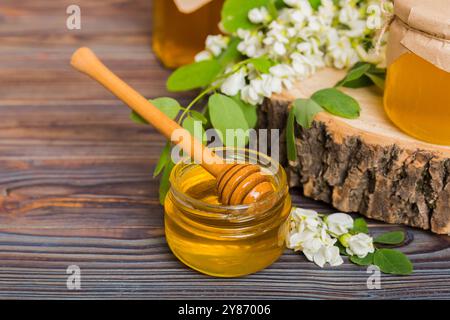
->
xmin=1 ymin=0 xmax=449 ymax=300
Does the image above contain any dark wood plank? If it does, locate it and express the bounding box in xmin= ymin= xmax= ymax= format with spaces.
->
xmin=0 ymin=0 xmax=449 ymax=299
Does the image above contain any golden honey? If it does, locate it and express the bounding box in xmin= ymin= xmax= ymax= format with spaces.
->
xmin=152 ymin=0 xmax=224 ymax=68
xmin=384 ymin=53 xmax=450 ymax=145
xmin=164 ymin=149 xmax=291 ymax=277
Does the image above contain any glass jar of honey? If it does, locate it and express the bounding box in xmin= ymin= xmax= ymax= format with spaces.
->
xmin=164 ymin=148 xmax=291 ymax=277
xmin=152 ymin=0 xmax=224 ymax=68
xmin=384 ymin=0 xmax=450 ymax=145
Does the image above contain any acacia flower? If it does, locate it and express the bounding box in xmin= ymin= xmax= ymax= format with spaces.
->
xmin=318 ymin=0 xmax=336 ymax=25
xmin=237 ymin=29 xmax=265 ymax=58
xmin=270 ymin=64 xmax=295 ymax=90
xmin=345 ymin=233 xmax=375 ymax=258
xmin=241 ymin=80 xmax=265 ymax=105
xmin=199 ymin=0 xmax=390 ymax=105
xmin=325 ymin=213 xmax=354 ymax=237
xmin=260 ymin=74 xmax=282 ymax=96
xmin=284 ymin=0 xmax=313 ymax=16
xmin=205 ymin=35 xmax=229 ymax=57
xmin=194 ymin=50 xmax=212 ymax=62
xmin=326 ymin=34 xmax=359 ymax=69
xmin=287 ymin=208 xmax=343 ymax=268
xmin=313 ymin=245 xmax=344 ymax=268
xmin=248 ymin=7 xmax=271 ymax=24
xmin=221 ymin=68 xmax=247 ymax=96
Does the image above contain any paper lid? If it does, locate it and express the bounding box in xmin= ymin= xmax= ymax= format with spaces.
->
xmin=387 ymin=0 xmax=450 ymax=72
xmin=174 ymin=0 xmax=213 ymax=14
xmin=394 ymin=0 xmax=450 ymax=40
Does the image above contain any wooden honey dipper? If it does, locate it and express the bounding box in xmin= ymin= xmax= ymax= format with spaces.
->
xmin=71 ymin=47 xmax=275 ymax=205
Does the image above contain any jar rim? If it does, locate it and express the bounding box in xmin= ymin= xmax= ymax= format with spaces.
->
xmin=168 ymin=147 xmax=289 ymax=217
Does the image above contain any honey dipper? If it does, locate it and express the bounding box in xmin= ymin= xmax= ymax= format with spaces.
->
xmin=71 ymin=47 xmax=275 ymax=205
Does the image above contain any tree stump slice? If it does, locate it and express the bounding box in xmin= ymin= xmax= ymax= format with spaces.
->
xmin=260 ymin=68 xmax=450 ymax=235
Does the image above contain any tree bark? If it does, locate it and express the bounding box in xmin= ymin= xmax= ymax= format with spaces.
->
xmin=259 ymin=70 xmax=450 ymax=235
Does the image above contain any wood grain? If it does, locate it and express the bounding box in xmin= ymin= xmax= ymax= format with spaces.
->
xmin=0 ymin=0 xmax=449 ymax=299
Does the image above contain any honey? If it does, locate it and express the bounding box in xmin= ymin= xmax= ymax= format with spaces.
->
xmin=384 ymin=53 xmax=450 ymax=145
xmin=383 ymin=0 xmax=450 ymax=146
xmin=164 ymin=149 xmax=291 ymax=277
xmin=152 ymin=0 xmax=224 ymax=68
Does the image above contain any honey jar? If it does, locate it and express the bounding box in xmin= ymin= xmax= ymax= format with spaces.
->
xmin=384 ymin=0 xmax=450 ymax=145
xmin=152 ymin=0 xmax=224 ymax=68
xmin=164 ymin=148 xmax=291 ymax=277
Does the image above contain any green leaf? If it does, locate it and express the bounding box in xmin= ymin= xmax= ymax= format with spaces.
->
xmin=309 ymin=0 xmax=321 ymax=10
xmin=190 ymin=110 xmax=208 ymax=125
xmin=374 ymin=249 xmax=413 ymax=275
xmin=151 ymin=97 xmax=182 ymax=119
xmin=368 ymin=66 xmax=386 ymax=76
xmin=311 ymin=88 xmax=360 ymax=119
xmin=130 ymin=111 xmax=148 ymax=125
xmin=286 ymin=107 xmax=297 ymax=162
xmin=273 ymin=0 xmax=287 ymax=9
xmin=153 ymin=141 xmax=171 ymax=178
xmin=131 ymin=97 xmax=181 ymax=124
xmin=267 ymin=0 xmax=278 ymax=17
xmin=167 ymin=60 xmax=222 ymax=92
xmin=182 ymin=116 xmax=205 ymax=142
xmin=366 ymin=73 xmax=385 ymax=90
xmin=352 ymin=218 xmax=369 ymax=234
xmin=218 ymin=37 xmax=242 ymax=67
xmin=374 ymin=231 xmax=405 ymax=245
xmin=335 ymin=63 xmax=371 ymax=87
xmin=248 ymin=57 xmax=274 ymax=74
xmin=350 ymin=252 xmax=374 ymax=266
xmin=335 ymin=62 xmax=387 ymax=90
xmin=159 ymin=160 xmax=175 ymax=205
xmin=336 ymin=241 xmax=349 ymax=256
xmin=341 ymin=75 xmax=374 ymax=89
xmin=208 ymin=93 xmax=249 ymax=147
xmin=221 ymin=0 xmax=271 ymax=33
xmin=292 ymin=98 xmax=324 ymax=129
xmin=231 ymin=95 xmax=258 ymax=128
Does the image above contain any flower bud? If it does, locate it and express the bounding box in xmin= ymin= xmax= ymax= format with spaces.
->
xmin=339 ymin=233 xmax=351 ymax=248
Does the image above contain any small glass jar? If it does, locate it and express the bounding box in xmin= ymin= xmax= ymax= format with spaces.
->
xmin=152 ymin=0 xmax=224 ymax=68
xmin=383 ymin=0 xmax=450 ymax=145
xmin=164 ymin=148 xmax=291 ymax=277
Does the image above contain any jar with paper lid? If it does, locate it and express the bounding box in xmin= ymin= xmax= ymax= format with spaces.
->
xmin=384 ymin=0 xmax=450 ymax=145
xmin=152 ymin=0 xmax=224 ymax=68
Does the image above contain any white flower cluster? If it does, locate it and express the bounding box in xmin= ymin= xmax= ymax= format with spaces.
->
xmin=287 ymin=209 xmax=343 ymax=267
xmin=196 ymin=0 xmax=390 ymax=106
xmin=195 ymin=34 xmax=230 ymax=62
xmin=287 ymin=208 xmax=375 ymax=268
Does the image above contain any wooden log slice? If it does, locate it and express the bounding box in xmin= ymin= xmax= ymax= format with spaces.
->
xmin=260 ymin=68 xmax=450 ymax=234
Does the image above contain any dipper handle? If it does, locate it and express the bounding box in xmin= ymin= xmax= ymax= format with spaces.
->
xmin=71 ymin=47 xmax=225 ymax=177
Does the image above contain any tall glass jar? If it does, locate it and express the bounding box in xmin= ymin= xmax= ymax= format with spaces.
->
xmin=152 ymin=0 xmax=224 ymax=68
xmin=164 ymin=148 xmax=291 ymax=277
xmin=383 ymin=0 xmax=450 ymax=145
